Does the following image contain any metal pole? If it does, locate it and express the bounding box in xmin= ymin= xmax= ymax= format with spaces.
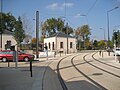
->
xmin=103 ymin=28 xmax=105 ymax=41
xmin=30 ymin=60 xmax=32 ymax=77
xmin=55 ymin=30 xmax=58 ymax=54
xmin=0 ymin=0 xmax=3 ymax=50
xmin=107 ymin=6 xmax=119 ymax=44
xmin=66 ymin=23 xmax=68 ymax=54
xmin=107 ymin=11 xmax=110 ymax=41
xmin=114 ymin=40 xmax=117 ymax=62
xmin=15 ymin=50 xmax=18 ymax=68
xmin=36 ymin=11 xmax=39 ymax=58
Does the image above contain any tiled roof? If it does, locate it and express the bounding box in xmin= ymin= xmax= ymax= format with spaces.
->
xmin=3 ymin=30 xmax=13 ymax=35
xmin=46 ymin=32 xmax=75 ymax=38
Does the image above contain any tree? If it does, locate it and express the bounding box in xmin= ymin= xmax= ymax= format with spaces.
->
xmin=13 ymin=16 xmax=25 ymax=45
xmin=0 ymin=12 xmax=16 ymax=33
xmin=93 ymin=40 xmax=98 ymax=49
xmin=112 ymin=30 xmax=120 ymax=47
xmin=75 ymin=25 xmax=91 ymax=49
xmin=31 ymin=37 xmax=36 ymax=49
xmin=40 ymin=36 xmax=44 ymax=43
xmin=85 ymin=39 xmax=92 ymax=49
xmin=31 ymin=38 xmax=36 ymax=44
xmin=41 ymin=17 xmax=74 ymax=36
xmin=62 ymin=25 xmax=74 ymax=35
xmin=21 ymin=14 xmax=33 ymax=43
xmin=117 ymin=31 xmax=120 ymax=47
xmin=98 ymin=40 xmax=106 ymax=49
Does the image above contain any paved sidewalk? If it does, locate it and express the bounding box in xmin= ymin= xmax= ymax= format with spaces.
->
xmin=0 ymin=53 xmax=67 ymax=90
xmin=94 ymin=51 xmax=120 ymax=67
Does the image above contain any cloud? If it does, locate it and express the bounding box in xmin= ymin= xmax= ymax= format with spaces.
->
xmin=74 ymin=13 xmax=86 ymax=18
xmin=46 ymin=2 xmax=74 ymax=10
xmin=62 ymin=3 xmax=74 ymax=8
xmin=74 ymin=13 xmax=81 ymax=18
xmin=46 ymin=3 xmax=60 ymax=10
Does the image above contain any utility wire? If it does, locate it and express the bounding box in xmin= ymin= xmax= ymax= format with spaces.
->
xmin=86 ymin=0 xmax=98 ymax=15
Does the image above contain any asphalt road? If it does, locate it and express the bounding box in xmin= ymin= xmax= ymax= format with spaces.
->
xmin=0 ymin=51 xmax=120 ymax=90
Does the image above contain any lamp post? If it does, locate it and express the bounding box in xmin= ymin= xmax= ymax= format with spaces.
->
xmin=36 ymin=11 xmax=39 ymax=58
xmin=66 ymin=22 xmax=68 ymax=54
xmin=0 ymin=0 xmax=3 ymax=50
xmin=107 ymin=6 xmax=119 ymax=42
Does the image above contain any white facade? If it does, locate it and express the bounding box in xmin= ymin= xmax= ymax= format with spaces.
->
xmin=0 ymin=31 xmax=17 ymax=50
xmin=44 ymin=36 xmax=77 ymax=53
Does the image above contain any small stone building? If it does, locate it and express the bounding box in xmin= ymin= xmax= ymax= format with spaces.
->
xmin=0 ymin=30 xmax=17 ymax=50
xmin=44 ymin=32 xmax=77 ymax=53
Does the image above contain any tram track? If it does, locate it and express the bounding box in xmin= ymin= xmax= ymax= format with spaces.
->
xmin=56 ymin=55 xmax=71 ymax=90
xmin=92 ymin=52 xmax=120 ymax=69
xmin=84 ymin=53 xmax=120 ymax=78
xmin=54 ymin=52 xmax=120 ymax=90
xmin=71 ymin=54 xmax=107 ymax=90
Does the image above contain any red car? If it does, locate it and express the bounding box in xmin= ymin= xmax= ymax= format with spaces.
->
xmin=0 ymin=50 xmax=34 ymax=62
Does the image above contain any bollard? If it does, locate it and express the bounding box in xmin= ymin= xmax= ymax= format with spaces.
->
xmin=102 ymin=51 xmax=103 ymax=58
xmin=60 ymin=51 xmax=61 ymax=56
xmin=30 ymin=60 xmax=32 ymax=77
xmin=108 ymin=51 xmax=110 ymax=56
xmin=8 ymin=60 xmax=10 ymax=67
xmin=99 ymin=50 xmax=101 ymax=56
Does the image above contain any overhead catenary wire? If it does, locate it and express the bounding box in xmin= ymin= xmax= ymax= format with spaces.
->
xmin=86 ymin=0 xmax=98 ymax=15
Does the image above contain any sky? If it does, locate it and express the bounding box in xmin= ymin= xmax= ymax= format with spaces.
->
xmin=1 ymin=0 xmax=120 ymax=40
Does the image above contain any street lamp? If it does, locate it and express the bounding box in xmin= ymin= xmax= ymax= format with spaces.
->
xmin=0 ymin=0 xmax=3 ymax=50
xmin=36 ymin=11 xmax=39 ymax=58
xmin=107 ymin=6 xmax=119 ymax=41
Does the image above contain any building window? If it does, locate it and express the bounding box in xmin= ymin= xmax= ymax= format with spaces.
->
xmin=60 ymin=42 xmax=63 ymax=48
xmin=49 ymin=42 xmax=50 ymax=49
xmin=5 ymin=40 xmax=11 ymax=50
xmin=70 ymin=42 xmax=72 ymax=48
xmin=52 ymin=42 xmax=54 ymax=50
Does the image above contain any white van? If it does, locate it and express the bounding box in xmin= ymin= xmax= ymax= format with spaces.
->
xmin=114 ymin=48 xmax=120 ymax=55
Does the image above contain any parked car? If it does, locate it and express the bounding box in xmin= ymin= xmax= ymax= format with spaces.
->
xmin=0 ymin=50 xmax=34 ymax=62
xmin=113 ymin=48 xmax=120 ymax=56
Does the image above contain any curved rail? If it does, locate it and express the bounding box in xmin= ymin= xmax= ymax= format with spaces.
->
xmin=92 ymin=52 xmax=120 ymax=69
xmin=84 ymin=53 xmax=120 ymax=78
xmin=71 ymin=54 xmax=107 ymax=90
xmin=56 ymin=56 xmax=71 ymax=90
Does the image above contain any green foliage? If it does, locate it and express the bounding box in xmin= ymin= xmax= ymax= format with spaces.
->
xmin=40 ymin=36 xmax=44 ymax=43
xmin=62 ymin=25 xmax=74 ymax=35
xmin=117 ymin=31 xmax=120 ymax=47
xmin=31 ymin=38 xmax=36 ymax=44
xmin=41 ymin=18 xmax=73 ymax=36
xmin=93 ymin=40 xmax=98 ymax=49
xmin=13 ymin=16 xmax=25 ymax=45
xmin=0 ymin=12 xmax=16 ymax=33
xmin=112 ymin=30 xmax=120 ymax=47
xmin=76 ymin=25 xmax=91 ymax=39
xmin=98 ymin=40 xmax=106 ymax=49
xmin=75 ymin=25 xmax=91 ymax=50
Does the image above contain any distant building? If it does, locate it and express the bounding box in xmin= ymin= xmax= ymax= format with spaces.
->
xmin=0 ymin=30 xmax=17 ymax=50
xmin=44 ymin=32 xmax=77 ymax=53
